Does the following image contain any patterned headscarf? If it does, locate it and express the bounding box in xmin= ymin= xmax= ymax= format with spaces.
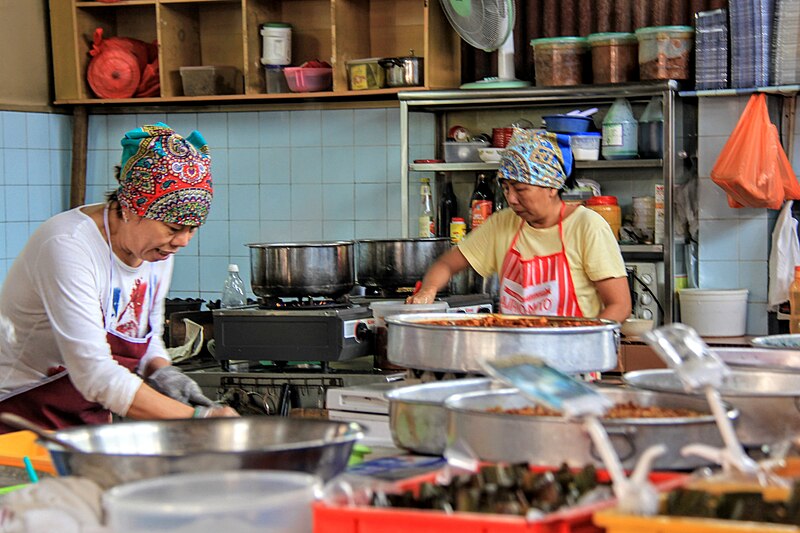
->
xmin=497 ymin=128 xmax=573 ymax=190
xmin=117 ymin=123 xmax=213 ymax=226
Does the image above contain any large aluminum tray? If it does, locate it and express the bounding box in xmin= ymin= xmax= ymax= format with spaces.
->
xmin=713 ymin=346 xmax=800 ymax=372
xmin=385 ymin=313 xmax=620 ymax=374
xmin=445 ymin=387 xmax=728 ymax=471
xmin=625 ymin=368 xmax=800 ymax=446
xmin=385 ymin=378 xmax=498 ymax=455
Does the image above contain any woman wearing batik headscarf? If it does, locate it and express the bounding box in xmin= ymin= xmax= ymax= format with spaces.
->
xmin=409 ymin=128 xmax=631 ymax=322
xmin=0 ymin=123 xmax=237 ymax=432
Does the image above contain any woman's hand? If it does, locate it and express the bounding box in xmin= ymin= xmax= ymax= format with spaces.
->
xmin=195 ymin=405 xmax=240 ymax=418
xmin=406 ymin=288 xmax=437 ymax=304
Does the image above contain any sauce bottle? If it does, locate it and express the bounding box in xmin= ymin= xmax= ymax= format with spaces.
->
xmin=470 ymin=173 xmax=494 ymax=230
xmin=418 ymin=177 xmax=435 ymax=237
xmin=437 ymin=177 xmax=458 ymax=237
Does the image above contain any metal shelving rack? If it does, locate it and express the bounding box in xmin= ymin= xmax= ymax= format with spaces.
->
xmin=398 ymin=81 xmax=693 ymax=324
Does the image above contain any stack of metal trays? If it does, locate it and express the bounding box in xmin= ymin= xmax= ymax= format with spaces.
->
xmin=385 ymin=378 xmax=498 ymax=455
xmin=625 ymin=368 xmax=800 ymax=447
xmin=713 ymin=346 xmax=800 ymax=371
xmin=444 ymin=387 xmax=728 ymax=471
xmin=385 ymin=313 xmax=620 ymax=374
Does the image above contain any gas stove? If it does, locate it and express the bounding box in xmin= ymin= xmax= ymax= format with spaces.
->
xmin=212 ymin=298 xmax=374 ymax=366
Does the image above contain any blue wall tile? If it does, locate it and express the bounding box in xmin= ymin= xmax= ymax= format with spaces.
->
xmin=3 ymin=112 xmax=27 ymax=149
xmin=291 ymin=147 xmax=323 ymax=183
xmin=260 ymin=147 xmax=291 ymax=184
xmin=27 ymin=149 xmax=50 ymax=186
xmin=165 ymin=113 xmax=198 ymax=134
xmin=259 ymin=111 xmax=291 ymax=148
xmin=87 ymin=115 xmax=108 ymax=150
xmin=290 ymin=110 xmax=322 ymax=147
xmin=354 ymin=109 xmax=387 ymax=146
xmin=322 ymin=147 xmax=354 ymax=183
xmin=198 ymin=113 xmax=229 ymax=148
xmin=323 ymin=220 xmax=355 ymax=240
xmin=28 ymin=186 xmax=51 ymax=222
xmin=260 ymin=184 xmax=291 ymax=220
xmin=698 ymin=260 xmax=739 ymax=289
xmin=5 ymin=186 xmax=28 ymax=221
xmin=261 ymin=220 xmax=292 ymax=241
xmin=171 ymin=256 xmax=199 ymax=292
xmin=229 ymin=220 xmax=260 ymax=255
xmin=6 ymin=222 xmax=29 ymax=258
xmin=26 ymin=113 xmax=49 ymax=150
xmin=198 ymin=220 xmax=230 ymax=256
xmin=355 ymin=220 xmax=387 ymax=238
xmin=322 ymin=110 xmax=354 ymax=146
xmin=698 ymin=219 xmax=738 ymax=261
xmin=291 ymin=220 xmax=324 ymax=241
xmin=355 ymin=183 xmax=387 ymax=220
xmin=228 ymin=148 xmax=260 ymax=184
xmin=106 ymin=115 xmax=137 ymax=149
xmin=229 ymin=184 xmax=261 ymax=220
xmin=227 ymin=112 xmax=260 ymax=148
xmin=208 ymin=183 xmax=229 ymax=222
xmin=322 ymin=183 xmax=354 ymax=221
xmin=5 ymin=149 xmax=28 ymax=185
xmin=291 ymin=184 xmax=322 ymax=220
xmin=355 ymin=146 xmax=387 ymax=182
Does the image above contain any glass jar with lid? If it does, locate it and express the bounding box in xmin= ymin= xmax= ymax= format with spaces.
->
xmin=585 ymin=195 xmax=621 ymax=241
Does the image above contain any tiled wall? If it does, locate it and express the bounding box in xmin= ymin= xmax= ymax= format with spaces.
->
xmin=77 ymin=108 xmax=435 ymax=301
xmin=695 ymin=95 xmax=800 ymax=335
xmin=0 ymin=111 xmax=73 ymax=281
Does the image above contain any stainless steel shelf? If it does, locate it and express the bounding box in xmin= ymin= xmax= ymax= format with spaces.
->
xmin=409 ymin=159 xmax=663 ymax=172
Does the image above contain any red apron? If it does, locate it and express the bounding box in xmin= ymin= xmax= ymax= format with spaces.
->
xmin=0 ymin=207 xmax=156 ymax=433
xmin=499 ymin=203 xmax=583 ymax=316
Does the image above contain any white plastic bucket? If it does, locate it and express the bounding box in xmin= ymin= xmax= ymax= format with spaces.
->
xmin=679 ymin=289 xmax=749 ymax=337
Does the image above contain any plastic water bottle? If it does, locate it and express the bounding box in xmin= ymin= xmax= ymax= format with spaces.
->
xmin=221 ymin=264 xmax=247 ymax=308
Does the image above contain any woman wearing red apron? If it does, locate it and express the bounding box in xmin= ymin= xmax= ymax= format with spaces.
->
xmin=0 ymin=123 xmax=237 ymax=433
xmin=409 ymin=128 xmax=630 ymax=323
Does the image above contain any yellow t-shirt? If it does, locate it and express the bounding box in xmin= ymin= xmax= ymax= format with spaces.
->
xmin=458 ymin=206 xmax=626 ymax=317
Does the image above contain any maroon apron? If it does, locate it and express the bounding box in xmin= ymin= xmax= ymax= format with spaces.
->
xmin=0 ymin=207 xmax=156 ymax=433
xmin=499 ymin=202 xmax=583 ymax=316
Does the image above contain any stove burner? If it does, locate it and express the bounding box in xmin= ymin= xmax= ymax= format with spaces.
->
xmin=257 ymin=295 xmax=352 ymax=310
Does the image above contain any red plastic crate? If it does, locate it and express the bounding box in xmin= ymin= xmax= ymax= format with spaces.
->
xmin=313 ymin=468 xmax=687 ymax=533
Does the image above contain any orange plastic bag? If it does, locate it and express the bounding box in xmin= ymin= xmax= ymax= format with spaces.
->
xmin=710 ymin=93 xmax=800 ymax=210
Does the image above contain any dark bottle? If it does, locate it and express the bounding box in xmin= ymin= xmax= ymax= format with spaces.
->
xmin=470 ymin=173 xmax=495 ymax=230
xmin=437 ymin=178 xmax=458 ymax=237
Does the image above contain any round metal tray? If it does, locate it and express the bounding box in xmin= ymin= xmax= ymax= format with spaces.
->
xmin=385 ymin=313 xmax=620 ymax=374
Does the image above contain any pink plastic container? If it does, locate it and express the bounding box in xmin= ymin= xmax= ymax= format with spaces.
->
xmin=284 ymin=67 xmax=333 ymax=92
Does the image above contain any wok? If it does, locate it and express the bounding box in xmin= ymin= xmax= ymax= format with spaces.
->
xmin=356 ymin=238 xmax=450 ymax=289
xmin=248 ymin=241 xmax=354 ymax=298
xmin=36 ymin=416 xmax=363 ymax=489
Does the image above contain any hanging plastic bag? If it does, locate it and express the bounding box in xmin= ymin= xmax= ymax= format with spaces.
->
xmin=710 ymin=93 xmax=800 ymax=210
xmin=769 ymin=201 xmax=800 ymax=310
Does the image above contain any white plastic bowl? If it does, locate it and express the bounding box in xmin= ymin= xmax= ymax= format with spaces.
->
xmin=478 ymin=147 xmax=505 ymax=163
xmin=104 ymin=470 xmax=321 ymax=533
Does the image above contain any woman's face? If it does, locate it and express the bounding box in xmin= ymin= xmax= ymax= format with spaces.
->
xmin=501 ymin=179 xmax=560 ymax=225
xmin=123 ymin=211 xmax=197 ymax=263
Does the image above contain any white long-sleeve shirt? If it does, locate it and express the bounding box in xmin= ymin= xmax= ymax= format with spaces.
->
xmin=0 ymin=205 xmax=172 ymax=416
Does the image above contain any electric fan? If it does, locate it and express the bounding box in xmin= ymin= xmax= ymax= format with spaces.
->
xmin=440 ymin=0 xmax=531 ymax=88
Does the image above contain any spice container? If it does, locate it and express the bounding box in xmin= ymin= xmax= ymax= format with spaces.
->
xmin=587 ymin=32 xmax=638 ymax=84
xmin=346 ymin=58 xmax=385 ymax=90
xmin=569 ymin=132 xmax=601 ymax=160
xmin=586 ymin=196 xmax=621 ymax=240
xmin=530 ymin=37 xmax=589 ymax=86
xmin=635 ymin=25 xmax=695 ymax=80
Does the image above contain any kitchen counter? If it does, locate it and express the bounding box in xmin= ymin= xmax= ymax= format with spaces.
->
xmin=617 ymin=335 xmax=754 ymax=372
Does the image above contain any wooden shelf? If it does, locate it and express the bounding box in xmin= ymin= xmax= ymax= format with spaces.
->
xmin=49 ymin=0 xmax=460 ymax=105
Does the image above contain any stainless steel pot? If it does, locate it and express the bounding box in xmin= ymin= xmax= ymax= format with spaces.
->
xmin=248 ymin=241 xmax=354 ymax=298
xmin=40 ymin=417 xmax=364 ymax=488
xmin=445 ymin=387 xmax=731 ymax=470
xmin=378 ymin=52 xmax=424 ymax=87
xmin=356 ymin=237 xmax=449 ymax=289
xmin=625 ymin=368 xmax=800 ymax=446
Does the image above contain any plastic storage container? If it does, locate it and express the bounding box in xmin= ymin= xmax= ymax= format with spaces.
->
xmin=679 ymin=289 xmax=749 ymax=337
xmin=265 ymin=66 xmax=289 ymax=93
xmin=369 ymin=301 xmax=449 ymax=369
xmin=530 ymin=37 xmax=589 ymax=86
xmin=587 ymin=32 xmax=638 ymax=84
xmin=602 ymin=97 xmax=638 ymax=160
xmin=105 ymin=470 xmax=321 ymax=533
xmin=586 ymin=196 xmax=621 ymax=240
xmin=283 ymin=67 xmax=333 ymax=92
xmin=638 ymin=96 xmax=664 ymax=158
xmin=443 ymin=141 xmax=490 ymax=163
xmin=635 ymin=26 xmax=695 ymax=80
xmin=179 ymin=66 xmax=241 ymax=96
xmin=346 ymin=58 xmax=385 ymax=90
xmin=260 ymin=22 xmax=292 ymax=66
xmin=569 ymin=132 xmax=601 ymax=160
xmin=0 ymin=431 xmax=55 ymax=474
xmin=542 ymin=114 xmax=593 ymax=134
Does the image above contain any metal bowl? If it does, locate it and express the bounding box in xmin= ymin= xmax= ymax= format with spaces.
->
xmin=625 ymin=368 xmax=800 ymax=446
xmin=445 ymin=387 xmax=729 ymax=470
xmin=385 ymin=378 xmax=498 ymax=455
xmin=40 ymin=417 xmax=363 ymax=489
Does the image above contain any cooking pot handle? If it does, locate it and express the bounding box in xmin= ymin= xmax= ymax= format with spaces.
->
xmin=589 ymin=427 xmax=637 ymax=463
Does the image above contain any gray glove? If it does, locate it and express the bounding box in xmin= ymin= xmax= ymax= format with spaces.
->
xmin=146 ymin=365 xmax=216 ymax=407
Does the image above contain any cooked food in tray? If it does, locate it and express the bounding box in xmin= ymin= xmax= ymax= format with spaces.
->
xmin=488 ymin=401 xmax=704 ymax=419
xmin=420 ymin=314 xmax=603 ymax=328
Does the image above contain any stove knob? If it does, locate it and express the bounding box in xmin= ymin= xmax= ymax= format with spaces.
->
xmin=641 ymin=309 xmax=653 ymax=320
xmin=641 ymin=273 xmax=653 ymax=285
xmin=641 ymin=294 xmax=653 ymax=305
xmin=355 ymin=321 xmax=371 ymax=342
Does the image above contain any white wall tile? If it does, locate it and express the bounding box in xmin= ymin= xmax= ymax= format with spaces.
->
xmin=746 ymin=301 xmax=769 ymax=335
xmin=698 ymin=96 xmax=748 ymax=137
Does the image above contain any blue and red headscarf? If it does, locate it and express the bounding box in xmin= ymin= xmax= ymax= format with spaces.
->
xmin=497 ymin=128 xmax=573 ymax=190
xmin=117 ymin=123 xmax=213 ymax=226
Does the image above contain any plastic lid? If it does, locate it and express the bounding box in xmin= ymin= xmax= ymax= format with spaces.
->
xmin=346 ymin=57 xmax=383 ymax=65
xmin=634 ymin=25 xmax=694 ymax=37
xmin=586 ymin=195 xmax=618 ymax=206
xmin=587 ymin=32 xmax=637 ymax=45
xmin=569 ymin=131 xmax=601 ymax=137
xmin=227 ymin=264 xmax=239 ymax=273
xmin=261 ymin=22 xmax=292 ymax=28
xmin=452 ymin=217 xmax=465 ymax=222
xmin=530 ymin=36 xmax=589 ymax=48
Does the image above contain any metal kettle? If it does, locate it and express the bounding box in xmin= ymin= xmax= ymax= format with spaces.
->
xmin=379 ymin=50 xmax=424 ymax=87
